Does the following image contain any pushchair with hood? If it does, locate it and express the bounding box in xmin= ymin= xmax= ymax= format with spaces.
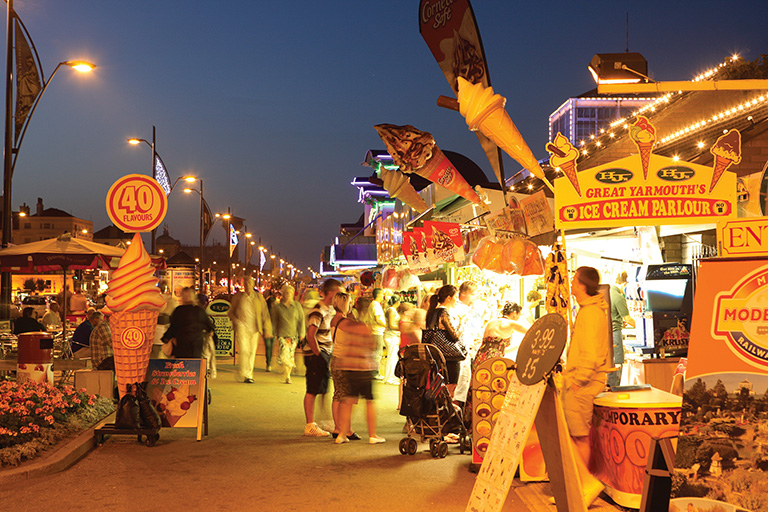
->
xmin=395 ymin=343 xmax=470 ymax=458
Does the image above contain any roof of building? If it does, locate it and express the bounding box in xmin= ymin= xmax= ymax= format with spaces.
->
xmin=31 ymin=207 xmax=73 ymax=218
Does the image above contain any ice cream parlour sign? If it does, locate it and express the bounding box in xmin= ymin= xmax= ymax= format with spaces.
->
xmin=553 ymin=127 xmax=739 ymax=229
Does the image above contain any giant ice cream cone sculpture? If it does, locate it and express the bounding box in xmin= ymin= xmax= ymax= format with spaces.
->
xmin=629 ymin=116 xmax=656 ymax=180
xmin=709 ymin=129 xmax=741 ymax=193
xmin=379 ymin=167 xmax=429 ymax=212
xmin=374 ymin=123 xmax=481 ymax=204
xmin=455 ymin=77 xmax=546 ymax=181
xmin=106 ymin=233 xmax=165 ymax=398
xmin=546 ymin=132 xmax=581 ymax=196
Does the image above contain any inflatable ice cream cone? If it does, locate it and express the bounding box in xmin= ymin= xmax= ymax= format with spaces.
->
xmin=546 ymin=133 xmax=581 ymax=196
xmin=106 ymin=233 xmax=165 ymax=398
xmin=709 ymin=129 xmax=741 ymax=192
xmin=374 ymin=123 xmax=481 ymax=204
xmin=629 ymin=116 xmax=656 ymax=180
xmin=456 ymin=77 xmax=546 ymax=181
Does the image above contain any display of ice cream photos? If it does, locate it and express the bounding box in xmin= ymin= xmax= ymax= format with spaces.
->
xmin=401 ymin=231 xmax=429 ymax=273
xmin=468 ymin=364 xmax=547 ymax=512
xmin=373 ymin=123 xmax=481 ymax=204
xmin=484 ymin=199 xmax=527 ymax=234
xmin=423 ymin=220 xmax=464 ymax=266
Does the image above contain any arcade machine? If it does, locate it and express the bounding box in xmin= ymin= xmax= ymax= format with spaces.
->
xmin=642 ymin=264 xmax=693 ymax=357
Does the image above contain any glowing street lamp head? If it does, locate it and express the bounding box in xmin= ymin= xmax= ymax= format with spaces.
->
xmin=182 ymin=176 xmax=196 ymax=183
xmin=127 ymin=138 xmax=143 ymax=145
xmin=183 ymin=188 xmax=193 ymax=194
xmin=65 ymin=60 xmax=96 ymax=73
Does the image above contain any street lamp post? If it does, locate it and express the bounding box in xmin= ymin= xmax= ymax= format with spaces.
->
xmin=182 ymin=179 xmax=205 ymax=294
xmin=215 ymin=208 xmax=233 ymax=294
xmin=1 ymin=2 xmax=95 ymax=317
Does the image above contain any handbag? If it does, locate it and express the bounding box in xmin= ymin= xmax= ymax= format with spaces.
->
xmin=422 ymin=328 xmax=466 ymax=361
xmin=161 ymin=338 xmax=176 ymax=357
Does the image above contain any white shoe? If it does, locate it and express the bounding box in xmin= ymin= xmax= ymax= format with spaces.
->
xmin=304 ymin=422 xmax=330 ymax=437
xmin=318 ymin=420 xmax=335 ymax=432
xmin=369 ymin=436 xmax=386 ymax=444
xmin=335 ymin=435 xmax=349 ymax=444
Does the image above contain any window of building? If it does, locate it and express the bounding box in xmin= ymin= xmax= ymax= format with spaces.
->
xmin=23 ymin=223 xmax=31 ymax=229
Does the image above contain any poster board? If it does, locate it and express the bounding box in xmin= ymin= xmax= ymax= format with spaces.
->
xmin=146 ymin=358 xmax=206 ymax=440
xmin=671 ymin=257 xmax=768 ymax=512
xmin=207 ymin=299 xmax=234 ymax=357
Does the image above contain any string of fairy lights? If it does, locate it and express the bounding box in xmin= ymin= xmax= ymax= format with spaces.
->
xmin=510 ymin=53 xmax=763 ymax=193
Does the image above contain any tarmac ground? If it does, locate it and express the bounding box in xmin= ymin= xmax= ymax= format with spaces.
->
xmin=0 ymin=359 xmax=623 ymax=512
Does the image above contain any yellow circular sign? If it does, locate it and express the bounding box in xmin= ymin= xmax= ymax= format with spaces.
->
xmin=120 ymin=326 xmax=145 ymax=349
xmin=106 ymin=174 xmax=167 ymax=233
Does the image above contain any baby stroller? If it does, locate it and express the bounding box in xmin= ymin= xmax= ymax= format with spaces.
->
xmin=395 ymin=343 xmax=470 ymax=458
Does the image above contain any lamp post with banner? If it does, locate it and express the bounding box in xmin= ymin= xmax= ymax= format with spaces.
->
xmin=183 ymin=179 xmax=209 ymax=294
xmin=127 ymin=126 xmax=173 ymax=255
xmin=1 ymin=1 xmax=95 ymax=318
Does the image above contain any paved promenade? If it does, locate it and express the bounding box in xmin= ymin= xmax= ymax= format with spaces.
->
xmin=0 ymin=361 xmax=621 ymax=512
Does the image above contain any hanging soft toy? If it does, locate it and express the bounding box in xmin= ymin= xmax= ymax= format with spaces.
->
xmin=544 ymin=243 xmax=569 ymax=317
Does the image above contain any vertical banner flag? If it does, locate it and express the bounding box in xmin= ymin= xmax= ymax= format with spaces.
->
xmin=13 ymin=17 xmax=42 ymax=144
xmin=229 ymin=224 xmax=238 ymax=257
xmin=154 ymin=154 xmax=172 ymax=196
xmin=418 ymin=0 xmax=505 ymax=187
xmin=202 ymin=198 xmax=214 ymax=242
xmin=259 ymin=249 xmax=266 ymax=271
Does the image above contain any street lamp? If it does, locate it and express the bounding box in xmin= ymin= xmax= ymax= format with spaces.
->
xmin=1 ymin=3 xmax=95 ymax=317
xmin=182 ymin=178 xmax=206 ymax=293
xmin=215 ymin=208 xmax=235 ymax=294
xmin=126 ymin=126 xmax=173 ymax=255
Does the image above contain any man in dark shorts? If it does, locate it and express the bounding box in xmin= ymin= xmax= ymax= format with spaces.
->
xmin=302 ymin=278 xmax=341 ymax=437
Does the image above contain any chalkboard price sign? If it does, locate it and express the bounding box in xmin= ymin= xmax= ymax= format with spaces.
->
xmin=516 ymin=313 xmax=568 ymax=385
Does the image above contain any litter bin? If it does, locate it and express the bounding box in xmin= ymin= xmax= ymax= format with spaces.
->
xmin=17 ymin=331 xmax=54 ymax=385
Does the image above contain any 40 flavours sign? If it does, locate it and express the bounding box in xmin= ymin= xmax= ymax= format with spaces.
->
xmin=554 ymin=153 xmax=736 ymax=229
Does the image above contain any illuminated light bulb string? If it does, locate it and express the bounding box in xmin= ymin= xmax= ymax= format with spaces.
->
xmin=517 ymin=55 xmax=754 ymax=194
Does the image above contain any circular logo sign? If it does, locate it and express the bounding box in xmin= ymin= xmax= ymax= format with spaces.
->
xmin=120 ymin=326 xmax=145 ymax=349
xmin=516 ymin=313 xmax=568 ymax=385
xmin=106 ymin=174 xmax=167 ymax=233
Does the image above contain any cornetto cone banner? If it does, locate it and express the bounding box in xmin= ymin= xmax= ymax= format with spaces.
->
xmin=671 ymin=258 xmax=768 ymax=511
xmin=419 ymin=0 xmax=505 ymax=187
xmin=554 ymin=153 xmax=736 ymax=229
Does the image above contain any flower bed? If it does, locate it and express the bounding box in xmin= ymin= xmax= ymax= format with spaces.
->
xmin=0 ymin=380 xmax=115 ymax=467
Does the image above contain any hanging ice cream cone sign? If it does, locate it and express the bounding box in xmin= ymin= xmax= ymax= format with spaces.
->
xmin=709 ymin=129 xmax=742 ymax=192
xmin=455 ymin=77 xmax=547 ymax=184
xmin=546 ymin=133 xmax=581 ymax=197
xmin=374 ymin=123 xmax=481 ymax=204
xmin=629 ymin=116 xmax=656 ymax=180
xmin=106 ymin=174 xmax=168 ymax=233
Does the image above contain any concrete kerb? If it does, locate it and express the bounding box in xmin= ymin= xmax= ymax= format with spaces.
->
xmin=0 ymin=412 xmax=115 ymax=485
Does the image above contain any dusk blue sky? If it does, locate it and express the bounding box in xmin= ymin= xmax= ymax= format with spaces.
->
xmin=5 ymin=1 xmax=767 ymax=271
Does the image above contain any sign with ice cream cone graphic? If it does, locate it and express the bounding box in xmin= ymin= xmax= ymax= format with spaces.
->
xmin=554 ymin=150 xmax=737 ymax=230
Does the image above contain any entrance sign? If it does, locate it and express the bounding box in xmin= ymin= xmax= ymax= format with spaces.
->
xmin=555 ymin=154 xmax=736 ymax=229
xmin=717 ymin=217 xmax=768 ymax=257
xmin=106 ymin=174 xmax=168 ymax=233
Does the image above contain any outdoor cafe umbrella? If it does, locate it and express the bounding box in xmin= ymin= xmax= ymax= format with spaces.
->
xmin=0 ymin=232 xmax=125 ymax=321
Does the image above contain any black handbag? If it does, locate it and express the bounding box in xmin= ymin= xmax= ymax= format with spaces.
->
xmin=114 ymin=384 xmax=140 ymax=430
xmin=136 ymin=382 xmax=162 ymax=430
xmin=422 ymin=328 xmax=466 ymax=361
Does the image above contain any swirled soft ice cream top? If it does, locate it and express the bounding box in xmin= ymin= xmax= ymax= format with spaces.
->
xmin=106 ymin=233 xmax=164 ymax=312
